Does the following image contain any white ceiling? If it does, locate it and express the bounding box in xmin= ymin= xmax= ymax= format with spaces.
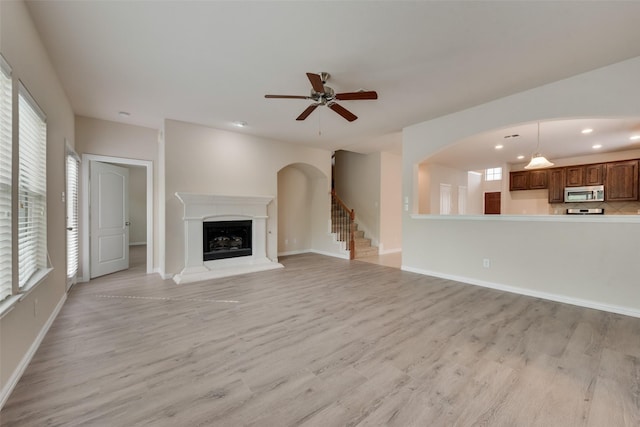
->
xmin=427 ymin=118 xmax=640 ymax=171
xmin=25 ymin=1 xmax=640 ymax=162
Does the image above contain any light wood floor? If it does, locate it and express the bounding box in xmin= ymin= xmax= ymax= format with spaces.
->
xmin=358 ymin=251 xmax=402 ymax=269
xmin=2 ymin=248 xmax=639 ymax=426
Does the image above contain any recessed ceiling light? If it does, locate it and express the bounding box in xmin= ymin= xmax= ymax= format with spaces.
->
xmin=517 ymin=155 xmax=525 ymax=160
xmin=233 ymin=121 xmax=247 ymax=128
xmin=630 ymin=135 xmax=640 ymax=141
xmin=495 ymin=144 xmax=504 ymax=149
xmin=592 ymin=144 xmax=602 ymax=149
xmin=581 ymin=128 xmax=593 ymax=134
xmin=118 ymin=111 xmax=130 ymax=117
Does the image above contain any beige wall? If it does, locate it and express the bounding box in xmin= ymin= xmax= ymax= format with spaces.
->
xmin=334 ymin=150 xmax=381 ymax=244
xmin=379 ymin=152 xmax=402 ymax=253
xmin=0 ymin=0 xmax=75 ymax=397
xmin=467 ymin=172 xmax=483 ymax=214
xmin=75 ymin=116 xmax=159 ymax=271
xmin=403 ymin=55 xmax=640 ymax=316
xmin=419 ymin=163 xmax=469 ymax=214
xmin=163 ymin=119 xmax=335 ymax=275
xmin=404 ymin=216 xmax=640 ymax=315
xmin=277 ymin=162 xmax=336 ymax=256
xmin=277 ymin=165 xmax=313 ymax=254
xmin=417 ymin=163 xmax=430 ymax=213
xmin=334 ymin=150 xmax=403 ymax=252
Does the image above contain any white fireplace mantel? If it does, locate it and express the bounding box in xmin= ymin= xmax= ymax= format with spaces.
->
xmin=173 ymin=192 xmax=283 ymax=284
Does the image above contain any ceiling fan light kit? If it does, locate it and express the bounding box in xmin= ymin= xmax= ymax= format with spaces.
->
xmin=265 ymin=72 xmax=378 ymax=122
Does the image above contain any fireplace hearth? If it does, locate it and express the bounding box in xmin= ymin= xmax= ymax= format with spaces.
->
xmin=203 ymin=220 xmax=252 ymax=261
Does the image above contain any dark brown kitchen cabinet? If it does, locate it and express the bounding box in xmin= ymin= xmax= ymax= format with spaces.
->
xmin=565 ymin=166 xmax=585 ymax=187
xmin=605 ymin=160 xmax=639 ymax=201
xmin=548 ymin=168 xmax=565 ymax=203
xmin=529 ymin=170 xmax=548 ymax=189
xmin=509 ymin=170 xmax=548 ymax=191
xmin=585 ymin=164 xmax=604 ymax=185
xmin=565 ymin=163 xmax=604 ymax=187
xmin=509 ymin=171 xmax=529 ymax=191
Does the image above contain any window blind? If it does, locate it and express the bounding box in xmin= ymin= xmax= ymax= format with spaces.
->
xmin=0 ymin=56 xmax=12 ymax=301
xmin=66 ymin=149 xmax=79 ymax=280
xmin=18 ymin=83 xmax=47 ymax=289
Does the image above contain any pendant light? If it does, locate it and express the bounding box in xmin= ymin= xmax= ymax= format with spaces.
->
xmin=524 ymin=122 xmax=554 ymax=169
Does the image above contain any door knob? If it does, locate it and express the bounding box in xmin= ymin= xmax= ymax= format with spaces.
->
xmin=125 ymin=222 xmax=131 ymax=226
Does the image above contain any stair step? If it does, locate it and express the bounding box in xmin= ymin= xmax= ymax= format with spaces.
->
xmin=354 ymin=237 xmax=372 ymax=248
xmin=354 ymin=230 xmax=364 ymax=238
xmin=356 ymin=246 xmax=379 ymax=258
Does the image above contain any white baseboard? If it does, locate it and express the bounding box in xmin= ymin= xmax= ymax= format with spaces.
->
xmin=153 ymin=268 xmax=173 ymax=280
xmin=401 ymin=265 xmax=640 ymax=319
xmin=310 ymin=249 xmax=350 ymax=260
xmin=0 ymin=292 xmax=68 ymax=410
xmin=278 ymin=249 xmax=309 ymax=257
xmin=379 ymin=248 xmax=402 ymax=255
xmin=278 ymin=249 xmax=350 ymax=260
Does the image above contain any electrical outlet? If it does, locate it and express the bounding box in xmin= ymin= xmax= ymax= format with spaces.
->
xmin=483 ymin=259 xmax=491 ymax=268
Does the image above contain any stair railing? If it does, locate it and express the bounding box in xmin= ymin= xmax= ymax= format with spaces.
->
xmin=331 ymin=190 xmax=355 ymax=260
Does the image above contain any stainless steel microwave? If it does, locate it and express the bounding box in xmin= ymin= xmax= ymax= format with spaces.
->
xmin=564 ymin=185 xmax=604 ymax=203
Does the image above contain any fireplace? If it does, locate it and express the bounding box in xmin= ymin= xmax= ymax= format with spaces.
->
xmin=203 ymin=220 xmax=252 ymax=261
xmin=174 ymin=192 xmax=283 ymax=284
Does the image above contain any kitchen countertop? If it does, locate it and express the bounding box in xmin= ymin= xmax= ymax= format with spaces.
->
xmin=410 ymin=214 xmax=640 ymax=223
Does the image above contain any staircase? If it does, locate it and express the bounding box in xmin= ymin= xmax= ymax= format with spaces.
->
xmin=331 ymin=191 xmax=379 ymax=259
xmin=352 ymin=224 xmax=379 ymax=258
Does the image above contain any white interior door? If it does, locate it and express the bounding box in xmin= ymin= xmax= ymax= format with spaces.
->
xmin=90 ymin=161 xmax=129 ymax=278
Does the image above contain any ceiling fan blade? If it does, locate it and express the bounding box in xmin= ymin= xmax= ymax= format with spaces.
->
xmin=328 ymin=102 xmax=357 ymax=122
xmin=335 ymin=91 xmax=378 ymax=101
xmin=265 ymin=95 xmax=309 ymax=99
xmin=296 ymin=104 xmax=319 ymax=121
xmin=306 ymin=73 xmax=325 ymax=93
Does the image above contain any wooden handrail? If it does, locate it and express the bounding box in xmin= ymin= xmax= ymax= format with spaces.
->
xmin=331 ymin=190 xmax=354 ymax=220
xmin=330 ymin=190 xmax=355 ymax=260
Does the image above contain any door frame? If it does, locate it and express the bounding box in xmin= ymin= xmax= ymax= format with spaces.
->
xmin=81 ymin=154 xmax=153 ymax=282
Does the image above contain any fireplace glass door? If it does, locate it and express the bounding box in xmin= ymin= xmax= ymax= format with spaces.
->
xmin=203 ymin=220 xmax=252 ymax=261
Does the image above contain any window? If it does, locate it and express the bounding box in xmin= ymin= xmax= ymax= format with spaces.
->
xmin=485 ymin=167 xmax=502 ymax=181
xmin=66 ymin=147 xmax=80 ymax=283
xmin=0 ymin=56 xmax=12 ymax=301
xmin=18 ymin=83 xmax=47 ymax=289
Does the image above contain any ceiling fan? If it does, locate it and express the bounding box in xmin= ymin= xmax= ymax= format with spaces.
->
xmin=265 ymin=72 xmax=378 ymax=122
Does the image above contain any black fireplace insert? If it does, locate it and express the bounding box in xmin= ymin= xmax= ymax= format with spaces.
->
xmin=203 ymin=220 xmax=252 ymax=261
